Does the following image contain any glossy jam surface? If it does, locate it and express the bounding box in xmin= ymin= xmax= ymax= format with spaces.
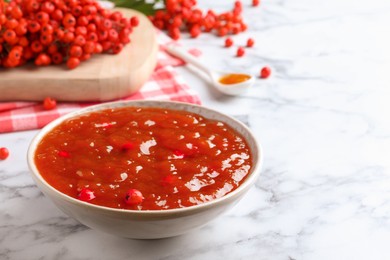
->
xmin=219 ymin=73 xmax=251 ymax=85
xmin=35 ymin=107 xmax=253 ymax=210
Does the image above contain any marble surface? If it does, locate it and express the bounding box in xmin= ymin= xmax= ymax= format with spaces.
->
xmin=1 ymin=0 xmax=390 ymax=259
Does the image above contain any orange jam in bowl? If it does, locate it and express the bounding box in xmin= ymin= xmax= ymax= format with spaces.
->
xmin=34 ymin=105 xmax=254 ymax=211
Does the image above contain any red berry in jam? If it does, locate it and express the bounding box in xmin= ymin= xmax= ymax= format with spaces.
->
xmin=58 ymin=150 xmax=70 ymax=158
xmin=0 ymin=147 xmax=9 ymax=160
xmin=124 ymin=189 xmax=143 ymax=205
xmin=173 ymin=150 xmax=185 ymax=158
xmin=161 ymin=175 xmax=177 ymax=186
xmin=78 ymin=188 xmax=96 ymax=201
xmin=121 ymin=142 xmax=135 ymax=151
xmin=260 ymin=66 xmax=271 ymax=78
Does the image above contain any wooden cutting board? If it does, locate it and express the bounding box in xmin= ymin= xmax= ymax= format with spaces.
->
xmin=0 ymin=8 xmax=158 ymax=102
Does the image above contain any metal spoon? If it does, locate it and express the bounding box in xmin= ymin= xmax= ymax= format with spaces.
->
xmin=166 ymin=45 xmax=255 ymax=96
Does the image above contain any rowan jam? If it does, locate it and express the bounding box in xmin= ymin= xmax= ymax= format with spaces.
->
xmin=34 ymin=106 xmax=253 ymax=210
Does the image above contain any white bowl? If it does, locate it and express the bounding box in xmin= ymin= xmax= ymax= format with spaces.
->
xmin=27 ymin=100 xmax=262 ymax=239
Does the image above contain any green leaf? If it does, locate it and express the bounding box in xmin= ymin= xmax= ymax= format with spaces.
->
xmin=108 ymin=0 xmax=162 ymax=16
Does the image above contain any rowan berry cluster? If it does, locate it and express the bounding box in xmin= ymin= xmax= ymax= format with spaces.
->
xmin=150 ymin=0 xmax=248 ymax=40
xmin=0 ymin=0 xmax=138 ymax=69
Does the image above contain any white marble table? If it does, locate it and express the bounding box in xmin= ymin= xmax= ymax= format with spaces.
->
xmin=2 ymin=0 xmax=390 ymax=259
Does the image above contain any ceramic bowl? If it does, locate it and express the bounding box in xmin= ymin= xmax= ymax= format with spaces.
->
xmin=27 ymin=100 xmax=262 ymax=239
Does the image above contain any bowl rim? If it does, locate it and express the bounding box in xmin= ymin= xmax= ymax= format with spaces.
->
xmin=27 ymin=100 xmax=263 ymax=215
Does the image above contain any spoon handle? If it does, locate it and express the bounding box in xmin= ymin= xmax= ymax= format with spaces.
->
xmin=166 ymin=45 xmax=211 ymax=75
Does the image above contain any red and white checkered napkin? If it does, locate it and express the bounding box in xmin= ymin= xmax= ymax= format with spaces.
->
xmin=0 ymin=33 xmax=201 ymax=133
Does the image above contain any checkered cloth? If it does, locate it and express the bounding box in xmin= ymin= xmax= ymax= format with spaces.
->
xmin=0 ymin=33 xmax=201 ymax=133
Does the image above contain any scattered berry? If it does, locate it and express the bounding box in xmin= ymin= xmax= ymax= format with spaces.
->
xmin=43 ymin=97 xmax=57 ymax=110
xmin=225 ymin=37 xmax=233 ymax=47
xmin=247 ymin=38 xmax=255 ymax=47
xmin=124 ymin=189 xmax=143 ymax=205
xmin=252 ymin=0 xmax=260 ymax=7
xmin=236 ymin=46 xmax=245 ymax=57
xmin=78 ymin=188 xmax=96 ymax=201
xmin=0 ymin=147 xmax=9 ymax=160
xmin=260 ymin=66 xmax=271 ymax=78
